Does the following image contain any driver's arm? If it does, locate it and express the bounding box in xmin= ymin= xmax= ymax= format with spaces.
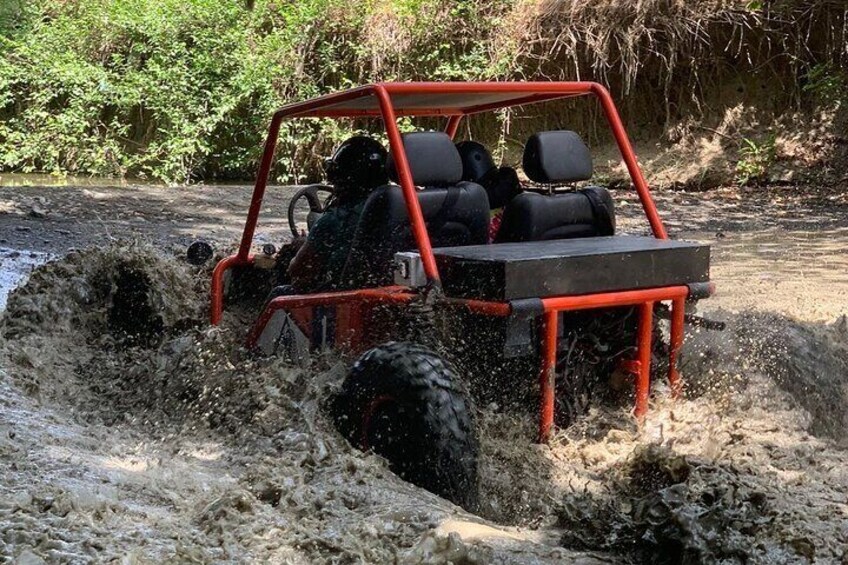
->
xmin=287 ymin=240 xmax=323 ymax=291
xmin=286 ymin=213 xmax=334 ymax=291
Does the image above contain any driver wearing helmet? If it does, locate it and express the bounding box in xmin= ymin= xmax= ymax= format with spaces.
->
xmin=287 ymin=136 xmax=388 ymax=292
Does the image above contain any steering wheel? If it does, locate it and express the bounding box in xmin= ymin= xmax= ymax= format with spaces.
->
xmin=287 ymin=184 xmax=334 ymax=238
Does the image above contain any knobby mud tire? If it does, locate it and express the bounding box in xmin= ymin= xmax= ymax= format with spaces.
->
xmin=332 ymin=342 xmax=479 ymax=510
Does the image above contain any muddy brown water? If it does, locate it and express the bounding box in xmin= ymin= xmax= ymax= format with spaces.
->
xmin=1 ymin=182 xmax=847 ymax=563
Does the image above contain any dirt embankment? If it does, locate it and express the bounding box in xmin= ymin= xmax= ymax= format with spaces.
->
xmin=495 ymin=1 xmax=848 ymax=190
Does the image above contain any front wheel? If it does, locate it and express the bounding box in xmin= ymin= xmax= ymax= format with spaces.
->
xmin=332 ymin=342 xmax=479 ymax=510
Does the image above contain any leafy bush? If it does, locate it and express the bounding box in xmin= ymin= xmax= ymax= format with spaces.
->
xmin=735 ymin=135 xmax=777 ymax=186
xmin=803 ymin=63 xmax=846 ymax=107
xmin=0 ymin=0 xmax=509 ymax=183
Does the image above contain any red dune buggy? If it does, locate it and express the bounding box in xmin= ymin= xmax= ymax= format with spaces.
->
xmin=209 ymin=82 xmax=714 ymax=509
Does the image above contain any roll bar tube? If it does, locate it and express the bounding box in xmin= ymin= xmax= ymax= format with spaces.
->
xmin=374 ymin=85 xmax=441 ymax=284
xmin=236 ymin=82 xmax=665 ymax=266
xmin=589 ymin=83 xmax=667 ymax=239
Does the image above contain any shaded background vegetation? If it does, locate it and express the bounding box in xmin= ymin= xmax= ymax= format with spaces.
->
xmin=0 ymin=0 xmax=845 ymax=184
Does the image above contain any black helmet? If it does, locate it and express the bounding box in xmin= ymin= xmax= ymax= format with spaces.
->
xmin=456 ymin=141 xmax=496 ymax=184
xmin=324 ymin=136 xmax=388 ymax=198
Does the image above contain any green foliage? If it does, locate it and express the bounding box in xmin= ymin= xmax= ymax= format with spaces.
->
xmin=0 ymin=1 xmax=27 ymax=37
xmin=735 ymin=134 xmax=777 ymax=186
xmin=803 ymin=63 xmax=846 ymax=107
xmin=0 ymin=0 xmax=512 ymax=183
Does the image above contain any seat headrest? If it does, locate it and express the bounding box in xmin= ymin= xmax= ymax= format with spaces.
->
xmin=387 ymin=132 xmax=463 ymax=187
xmin=522 ymin=130 xmax=593 ymax=184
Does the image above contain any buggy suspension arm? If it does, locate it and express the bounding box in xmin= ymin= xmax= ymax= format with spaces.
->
xmin=244 ymin=287 xmax=511 ymax=351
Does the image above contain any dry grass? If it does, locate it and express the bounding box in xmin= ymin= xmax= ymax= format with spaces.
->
xmin=504 ymin=1 xmax=846 ymax=93
xmin=291 ymin=0 xmax=848 ymax=185
xmin=469 ymin=0 xmax=848 ymax=184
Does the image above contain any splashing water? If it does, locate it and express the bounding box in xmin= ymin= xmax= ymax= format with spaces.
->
xmin=1 ymin=244 xmax=846 ymax=563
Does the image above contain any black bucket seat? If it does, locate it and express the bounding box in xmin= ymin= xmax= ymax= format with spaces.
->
xmin=340 ymin=132 xmax=490 ymax=288
xmin=495 ymin=130 xmax=615 ymax=243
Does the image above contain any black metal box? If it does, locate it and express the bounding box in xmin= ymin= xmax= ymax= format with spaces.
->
xmin=434 ymin=236 xmax=710 ymax=301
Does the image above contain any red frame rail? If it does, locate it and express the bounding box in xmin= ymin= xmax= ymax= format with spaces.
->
xmin=245 ymin=284 xmax=694 ymax=442
xmin=211 ymin=81 xmax=704 ymax=442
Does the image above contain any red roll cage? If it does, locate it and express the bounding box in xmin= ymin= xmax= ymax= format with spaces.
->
xmin=236 ymin=81 xmax=665 ymax=278
xmin=212 ymin=82 xmax=697 ymax=442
